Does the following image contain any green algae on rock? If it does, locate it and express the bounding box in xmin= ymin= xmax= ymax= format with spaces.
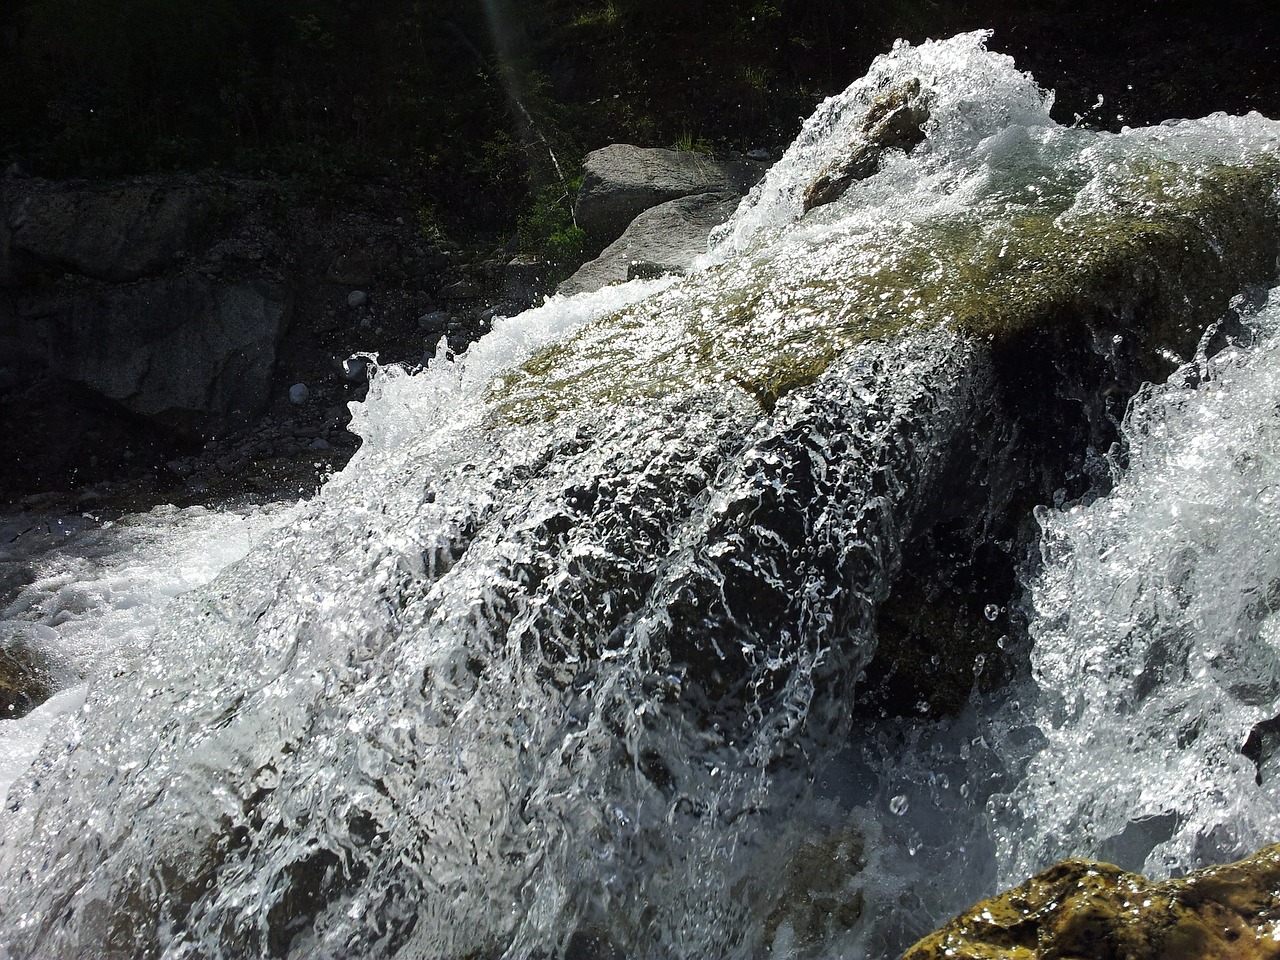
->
xmin=902 ymin=843 xmax=1280 ymax=960
xmin=492 ymin=151 xmax=1280 ymax=424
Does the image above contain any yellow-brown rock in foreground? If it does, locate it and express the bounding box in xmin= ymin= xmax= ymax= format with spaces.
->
xmin=903 ymin=844 xmax=1280 ymax=960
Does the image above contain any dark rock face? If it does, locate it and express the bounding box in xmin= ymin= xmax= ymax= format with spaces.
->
xmin=32 ymin=278 xmax=290 ymax=435
xmin=2 ymin=185 xmax=210 ymax=284
xmin=558 ymin=190 xmax=741 ymax=295
xmin=0 ymin=172 xmax=527 ymax=509
xmin=573 ymin=145 xmax=767 ymax=246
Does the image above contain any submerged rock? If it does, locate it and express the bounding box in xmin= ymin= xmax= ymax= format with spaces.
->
xmin=803 ymin=77 xmax=930 ymax=212
xmin=903 ymin=843 xmax=1280 ymax=960
xmin=763 ymin=826 xmax=867 ymax=953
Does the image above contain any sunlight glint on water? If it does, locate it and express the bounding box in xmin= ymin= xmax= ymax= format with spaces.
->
xmin=1 ymin=30 xmax=1280 ymax=960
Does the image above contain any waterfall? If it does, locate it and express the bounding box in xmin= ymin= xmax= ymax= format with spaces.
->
xmin=3 ymin=31 xmax=1280 ymax=960
xmin=991 ymin=287 xmax=1280 ymax=885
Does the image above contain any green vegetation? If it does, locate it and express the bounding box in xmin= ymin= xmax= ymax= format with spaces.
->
xmin=516 ymin=177 xmax=587 ymax=281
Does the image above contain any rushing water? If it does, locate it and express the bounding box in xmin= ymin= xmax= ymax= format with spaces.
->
xmin=3 ymin=31 xmax=1280 ymax=960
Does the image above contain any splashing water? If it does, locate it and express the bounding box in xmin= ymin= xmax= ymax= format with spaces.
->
xmin=2 ymin=31 xmax=1280 ymax=960
xmin=992 ymin=287 xmax=1280 ymax=885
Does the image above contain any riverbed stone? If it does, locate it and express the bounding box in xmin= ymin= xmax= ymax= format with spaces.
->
xmin=903 ymin=843 xmax=1280 ymax=960
xmin=573 ymin=144 xmax=767 ymax=246
xmin=503 ymin=253 xmax=552 ymax=305
xmin=558 ymin=190 xmax=740 ymax=296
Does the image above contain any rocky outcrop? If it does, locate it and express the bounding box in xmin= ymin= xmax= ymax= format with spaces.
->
xmin=0 ymin=173 xmax=542 ymax=507
xmin=573 ymin=144 xmax=767 ymax=246
xmin=803 ymin=77 xmax=930 ymax=212
xmin=31 ymin=278 xmax=290 ymax=435
xmin=558 ymin=190 xmax=740 ymax=295
xmin=498 ymin=152 xmax=1280 ymax=729
xmin=2 ymin=184 xmax=211 ymax=284
xmin=903 ymin=844 xmax=1280 ymax=960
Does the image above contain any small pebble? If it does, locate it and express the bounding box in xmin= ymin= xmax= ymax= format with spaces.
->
xmin=289 ymin=383 xmax=310 ymax=404
xmin=347 ymin=290 xmax=367 ymax=308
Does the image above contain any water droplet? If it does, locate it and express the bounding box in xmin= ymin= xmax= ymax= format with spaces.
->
xmin=889 ymin=794 xmax=909 ymax=815
xmin=984 ymin=603 xmax=1000 ymax=621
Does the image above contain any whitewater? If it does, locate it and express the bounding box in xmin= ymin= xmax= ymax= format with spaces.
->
xmin=3 ymin=31 xmax=1280 ymax=960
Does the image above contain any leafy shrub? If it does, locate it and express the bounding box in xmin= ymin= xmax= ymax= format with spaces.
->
xmin=518 ymin=177 xmax=587 ymax=280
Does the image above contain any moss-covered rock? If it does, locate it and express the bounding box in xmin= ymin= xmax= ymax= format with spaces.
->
xmin=493 ymin=156 xmax=1280 ymax=424
xmin=903 ymin=843 xmax=1280 ymax=960
xmin=486 ymin=143 xmax=1280 ymax=725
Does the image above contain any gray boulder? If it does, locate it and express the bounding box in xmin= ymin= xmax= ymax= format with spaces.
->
xmin=33 ymin=278 xmax=291 ymax=435
xmin=3 ymin=183 xmax=209 ymax=283
xmin=574 ymin=145 xmax=767 ymax=246
xmin=559 ymin=191 xmax=741 ymax=296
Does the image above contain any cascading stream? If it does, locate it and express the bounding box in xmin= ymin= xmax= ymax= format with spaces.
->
xmin=3 ymin=30 xmax=1280 ymax=960
xmin=991 ymin=288 xmax=1280 ymax=886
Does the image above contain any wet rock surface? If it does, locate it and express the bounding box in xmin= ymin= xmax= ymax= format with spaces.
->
xmin=0 ymin=636 xmax=56 ymax=720
xmin=903 ymin=843 xmax=1280 ymax=960
xmin=803 ymin=77 xmax=930 ymax=212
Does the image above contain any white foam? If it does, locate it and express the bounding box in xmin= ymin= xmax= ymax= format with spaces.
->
xmin=996 ymin=288 xmax=1280 ymax=884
